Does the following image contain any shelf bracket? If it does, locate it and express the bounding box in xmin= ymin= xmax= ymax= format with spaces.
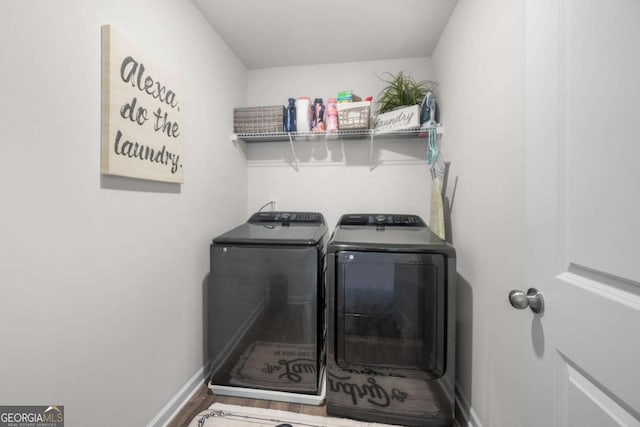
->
xmin=287 ymin=133 xmax=300 ymax=172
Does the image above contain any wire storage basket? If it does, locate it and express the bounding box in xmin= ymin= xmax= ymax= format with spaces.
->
xmin=337 ymin=101 xmax=370 ymax=131
xmin=233 ymin=106 xmax=285 ymax=133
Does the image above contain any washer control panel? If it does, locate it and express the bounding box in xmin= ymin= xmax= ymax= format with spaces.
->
xmin=339 ymin=214 xmax=425 ymax=227
xmin=249 ymin=211 xmax=325 ymax=224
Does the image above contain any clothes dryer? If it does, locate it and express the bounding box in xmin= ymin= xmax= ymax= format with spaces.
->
xmin=326 ymin=214 xmax=456 ymax=426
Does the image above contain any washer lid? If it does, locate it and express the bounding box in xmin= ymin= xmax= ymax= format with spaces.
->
xmin=213 ymin=211 xmax=327 ymax=246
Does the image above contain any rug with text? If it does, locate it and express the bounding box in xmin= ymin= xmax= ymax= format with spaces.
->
xmin=230 ymin=342 xmax=318 ymax=393
xmin=326 ymin=359 xmax=443 ymax=420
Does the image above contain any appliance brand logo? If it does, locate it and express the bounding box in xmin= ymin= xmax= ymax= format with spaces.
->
xmin=0 ymin=405 xmax=64 ymax=427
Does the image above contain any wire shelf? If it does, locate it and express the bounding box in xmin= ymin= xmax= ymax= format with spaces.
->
xmin=232 ymin=126 xmax=444 ymax=143
xmin=230 ymin=125 xmax=444 ymax=172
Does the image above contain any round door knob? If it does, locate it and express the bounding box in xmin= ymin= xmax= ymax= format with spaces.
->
xmin=509 ymin=288 xmax=544 ymax=313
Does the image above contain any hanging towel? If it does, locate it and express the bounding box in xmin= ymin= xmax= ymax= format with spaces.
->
xmin=430 ymin=177 xmax=446 ymax=239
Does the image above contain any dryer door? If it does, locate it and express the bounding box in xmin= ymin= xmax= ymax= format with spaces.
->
xmin=336 ymin=251 xmax=446 ymax=379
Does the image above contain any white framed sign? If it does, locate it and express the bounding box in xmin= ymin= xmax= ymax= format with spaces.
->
xmin=101 ymin=25 xmax=184 ymax=183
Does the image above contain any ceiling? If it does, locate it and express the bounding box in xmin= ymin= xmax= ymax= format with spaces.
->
xmin=191 ymin=0 xmax=459 ymax=69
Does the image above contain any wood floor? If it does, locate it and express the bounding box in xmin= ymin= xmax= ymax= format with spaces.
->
xmin=167 ymin=382 xmax=461 ymax=427
xmin=167 ymin=382 xmax=327 ymax=427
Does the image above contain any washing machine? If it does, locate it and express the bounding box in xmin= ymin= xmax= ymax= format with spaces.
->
xmin=207 ymin=211 xmax=327 ymax=405
xmin=326 ymin=213 xmax=456 ymax=426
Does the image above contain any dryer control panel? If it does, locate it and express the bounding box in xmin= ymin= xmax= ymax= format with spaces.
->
xmin=249 ymin=211 xmax=325 ymax=224
xmin=339 ymin=214 xmax=426 ymax=227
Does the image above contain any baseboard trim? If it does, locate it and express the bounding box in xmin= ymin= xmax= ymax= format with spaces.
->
xmin=146 ymin=366 xmax=206 ymax=427
xmin=455 ymin=383 xmax=484 ymax=427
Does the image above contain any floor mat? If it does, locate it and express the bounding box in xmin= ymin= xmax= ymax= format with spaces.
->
xmin=187 ymin=403 xmax=399 ymax=427
xmin=326 ymin=359 xmax=443 ymax=420
xmin=230 ymin=342 xmax=317 ymax=392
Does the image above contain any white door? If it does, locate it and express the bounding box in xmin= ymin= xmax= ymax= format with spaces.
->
xmin=524 ymin=0 xmax=640 ymax=426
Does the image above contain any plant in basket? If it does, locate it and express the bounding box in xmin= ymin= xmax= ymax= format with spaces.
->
xmin=376 ymin=71 xmax=437 ymax=114
xmin=374 ymin=71 xmax=438 ymax=132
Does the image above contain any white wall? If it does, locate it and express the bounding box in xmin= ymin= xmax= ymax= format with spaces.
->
xmin=0 ymin=1 xmax=247 ymax=426
xmin=432 ymin=0 xmax=525 ymax=426
xmin=245 ymin=58 xmax=435 ymax=227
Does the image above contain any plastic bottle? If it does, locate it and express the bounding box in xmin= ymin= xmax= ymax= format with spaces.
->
xmin=326 ymin=98 xmax=338 ymax=132
xmin=311 ymin=98 xmax=325 ymax=132
xmin=295 ymin=97 xmax=311 ymax=132
xmin=285 ymin=98 xmax=297 ymax=132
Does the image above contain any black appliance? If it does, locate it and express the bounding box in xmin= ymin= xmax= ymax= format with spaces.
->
xmin=207 ymin=211 xmax=327 ymax=404
xmin=326 ymin=214 xmax=456 ymax=426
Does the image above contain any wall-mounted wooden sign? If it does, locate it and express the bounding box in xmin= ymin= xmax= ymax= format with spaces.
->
xmin=101 ymin=25 xmax=184 ymax=183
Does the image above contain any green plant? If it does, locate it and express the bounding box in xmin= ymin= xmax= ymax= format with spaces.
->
xmin=375 ymin=71 xmax=437 ymax=114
